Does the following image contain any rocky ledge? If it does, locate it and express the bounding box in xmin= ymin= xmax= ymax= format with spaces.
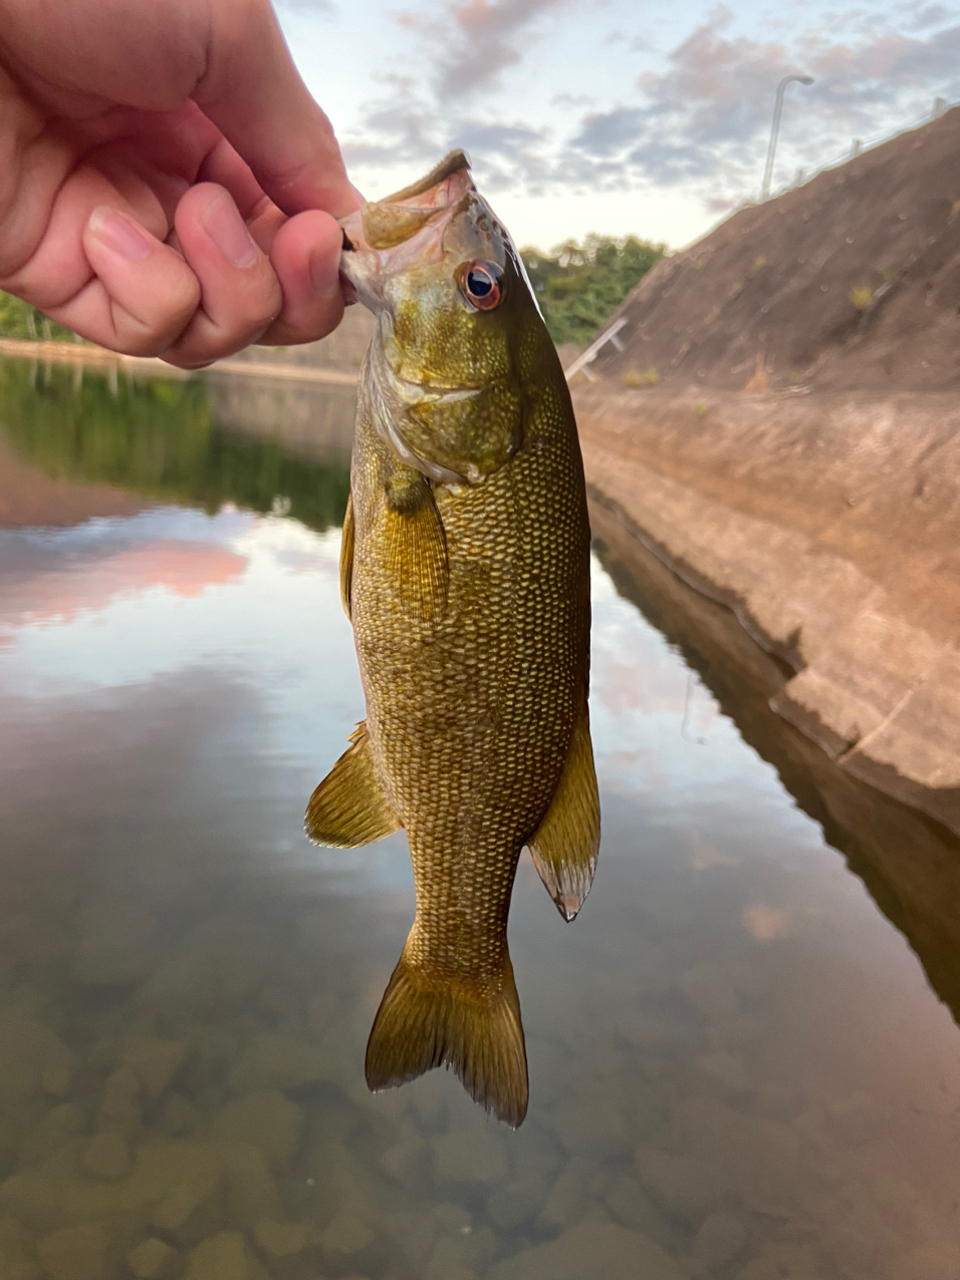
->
xmin=575 ymin=384 xmax=960 ymax=835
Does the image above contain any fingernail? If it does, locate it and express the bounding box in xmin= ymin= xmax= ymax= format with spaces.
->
xmin=202 ymin=192 xmax=259 ymax=268
xmin=88 ymin=207 xmax=153 ymax=262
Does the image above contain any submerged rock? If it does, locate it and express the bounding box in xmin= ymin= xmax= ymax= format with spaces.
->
xmin=603 ymin=1173 xmax=672 ymax=1239
xmin=0 ymin=1008 xmax=76 ymax=1106
xmin=18 ymin=1104 xmax=85 ymax=1167
xmin=159 ymin=1094 xmax=200 ymax=1138
xmin=97 ymin=1067 xmax=142 ymax=1141
xmin=432 ymin=1127 xmax=509 ymax=1184
xmin=486 ymin=1174 xmax=550 ymax=1231
xmin=254 ymin=1217 xmax=312 ymax=1258
xmin=0 ymin=1216 xmax=40 ymax=1280
xmin=735 ymin=1241 xmax=820 ymax=1280
xmin=0 ymin=1142 xmax=85 ymax=1235
xmin=536 ymin=1159 xmax=590 ymax=1232
xmin=122 ymin=1037 xmax=188 ymax=1100
xmin=183 ymin=1231 xmax=269 ymax=1280
xmin=692 ymin=1211 xmax=748 ymax=1269
xmin=37 ymin=1221 xmax=112 ymax=1280
xmin=554 ymin=1095 xmax=635 ymax=1156
xmin=212 ymin=1090 xmax=304 ymax=1165
xmin=379 ymin=1134 xmax=426 ymax=1188
xmin=83 ymin=1130 xmax=131 ymax=1180
xmin=426 ymin=1224 xmax=497 ymax=1280
xmin=633 ymin=1147 xmax=723 ymax=1225
xmin=128 ymin=1237 xmax=181 ymax=1279
xmin=227 ymin=1033 xmax=334 ymax=1093
xmin=322 ymin=1207 xmax=374 ymax=1256
xmin=214 ymin=1140 xmax=284 ymax=1227
xmin=487 ymin=1220 xmax=687 ymax=1280
xmin=149 ymin=1143 xmax=222 ymax=1242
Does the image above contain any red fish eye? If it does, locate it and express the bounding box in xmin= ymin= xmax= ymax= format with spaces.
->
xmin=460 ymin=261 xmax=503 ymax=310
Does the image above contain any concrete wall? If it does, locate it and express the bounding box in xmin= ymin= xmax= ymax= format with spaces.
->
xmin=576 ymin=385 xmax=960 ymax=835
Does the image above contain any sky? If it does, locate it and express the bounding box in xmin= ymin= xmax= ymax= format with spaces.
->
xmin=274 ymin=0 xmax=960 ymax=252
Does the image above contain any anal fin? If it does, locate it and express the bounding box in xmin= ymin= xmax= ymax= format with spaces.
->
xmin=305 ymin=722 xmax=402 ymax=847
xmin=528 ymin=707 xmax=600 ymax=921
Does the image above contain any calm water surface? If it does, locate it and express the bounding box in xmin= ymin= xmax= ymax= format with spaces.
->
xmin=0 ymin=360 xmax=959 ymax=1280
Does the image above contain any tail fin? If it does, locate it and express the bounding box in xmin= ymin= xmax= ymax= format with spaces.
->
xmin=365 ymin=943 xmax=528 ymax=1127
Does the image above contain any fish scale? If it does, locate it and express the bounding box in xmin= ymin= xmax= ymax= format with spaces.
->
xmin=306 ymin=151 xmax=600 ymax=1125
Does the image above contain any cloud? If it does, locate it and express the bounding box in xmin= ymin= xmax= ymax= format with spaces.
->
xmin=0 ymin=541 xmax=248 ymax=642
xmin=342 ymin=0 xmax=960 ymax=229
xmin=558 ymin=4 xmax=960 ymax=202
xmin=904 ymin=2 xmax=956 ymax=30
xmin=341 ymin=69 xmax=554 ymax=189
xmin=395 ymin=0 xmax=567 ymax=100
xmin=277 ymin=0 xmax=336 ymax=12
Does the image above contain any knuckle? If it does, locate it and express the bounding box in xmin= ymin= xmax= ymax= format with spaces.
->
xmin=122 ymin=275 xmax=201 ymax=357
xmin=166 ymin=271 xmax=204 ymax=327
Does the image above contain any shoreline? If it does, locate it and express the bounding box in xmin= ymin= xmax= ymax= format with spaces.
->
xmin=0 ymin=337 xmax=358 ymax=386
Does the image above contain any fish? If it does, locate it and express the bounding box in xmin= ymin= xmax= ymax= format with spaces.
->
xmin=305 ymin=151 xmax=599 ymax=1127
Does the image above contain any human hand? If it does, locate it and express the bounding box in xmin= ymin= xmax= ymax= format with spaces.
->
xmin=0 ymin=0 xmax=360 ymax=367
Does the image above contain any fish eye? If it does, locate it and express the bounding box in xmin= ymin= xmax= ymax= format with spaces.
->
xmin=459 ymin=261 xmax=503 ymax=311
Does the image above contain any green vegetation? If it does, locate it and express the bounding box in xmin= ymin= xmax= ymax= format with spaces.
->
xmin=0 ymin=360 xmax=350 ymax=532
xmin=521 ymin=234 xmax=666 ymax=346
xmin=623 ymin=366 xmax=660 ymax=387
xmin=0 ymin=290 xmax=79 ymax=341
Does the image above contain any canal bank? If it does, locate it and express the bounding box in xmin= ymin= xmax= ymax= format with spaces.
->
xmin=576 ymin=385 xmax=960 ymax=836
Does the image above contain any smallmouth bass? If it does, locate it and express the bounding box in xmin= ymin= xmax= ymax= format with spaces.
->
xmin=306 ymin=152 xmax=599 ymax=1127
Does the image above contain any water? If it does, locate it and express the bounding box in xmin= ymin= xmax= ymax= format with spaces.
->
xmin=1 ymin=358 xmax=959 ymax=1280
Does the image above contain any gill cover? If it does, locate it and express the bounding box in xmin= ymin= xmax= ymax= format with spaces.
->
xmin=340 ymin=151 xmax=529 ymax=485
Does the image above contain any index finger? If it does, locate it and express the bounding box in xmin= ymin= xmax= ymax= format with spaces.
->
xmin=193 ymin=0 xmax=361 ymax=219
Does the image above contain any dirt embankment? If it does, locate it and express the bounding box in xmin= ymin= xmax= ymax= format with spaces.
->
xmin=586 ymin=106 xmax=960 ymax=395
xmin=575 ymin=107 xmax=960 ymax=834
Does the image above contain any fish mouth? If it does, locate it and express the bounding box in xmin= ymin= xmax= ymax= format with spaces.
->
xmin=379 ymin=149 xmax=473 ymax=208
xmin=338 ymin=151 xmax=475 ymax=275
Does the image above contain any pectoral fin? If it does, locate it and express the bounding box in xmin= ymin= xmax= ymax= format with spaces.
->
xmin=528 ymin=708 xmax=600 ymax=921
xmin=339 ymin=494 xmax=355 ymax=620
xmin=384 ymin=476 xmax=449 ymax=625
xmin=305 ymin=723 xmax=402 ymax=847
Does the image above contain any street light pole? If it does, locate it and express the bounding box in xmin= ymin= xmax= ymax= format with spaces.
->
xmin=762 ymin=74 xmax=814 ymax=200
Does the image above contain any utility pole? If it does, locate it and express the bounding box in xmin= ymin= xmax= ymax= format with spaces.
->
xmin=762 ymin=75 xmax=814 ymax=201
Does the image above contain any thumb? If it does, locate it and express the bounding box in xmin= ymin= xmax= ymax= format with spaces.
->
xmin=193 ymin=0 xmax=361 ymax=219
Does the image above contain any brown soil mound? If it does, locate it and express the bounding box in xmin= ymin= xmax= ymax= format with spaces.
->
xmin=586 ymin=106 xmax=960 ymax=394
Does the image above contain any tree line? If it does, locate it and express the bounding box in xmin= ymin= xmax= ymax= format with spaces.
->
xmin=521 ymin=234 xmax=666 ymax=347
xmin=1 ymin=229 xmax=668 ymax=352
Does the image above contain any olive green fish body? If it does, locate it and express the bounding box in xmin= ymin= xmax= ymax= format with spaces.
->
xmin=307 ymin=153 xmax=599 ymax=1126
